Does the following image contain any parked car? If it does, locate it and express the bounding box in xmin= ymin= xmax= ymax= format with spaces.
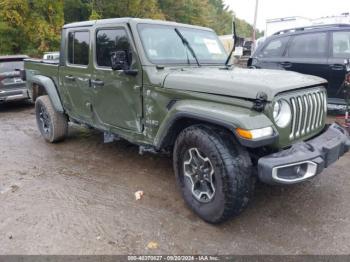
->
xmin=248 ymin=24 xmax=350 ymax=108
xmin=43 ymin=52 xmax=60 ymax=62
xmin=24 ymin=18 xmax=350 ymax=224
xmin=0 ymin=55 xmax=29 ymax=102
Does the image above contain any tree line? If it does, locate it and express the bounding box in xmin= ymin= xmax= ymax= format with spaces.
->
xmin=0 ymin=0 xmax=263 ymax=56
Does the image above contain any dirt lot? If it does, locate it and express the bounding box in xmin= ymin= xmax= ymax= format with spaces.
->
xmin=0 ymin=101 xmax=350 ymax=255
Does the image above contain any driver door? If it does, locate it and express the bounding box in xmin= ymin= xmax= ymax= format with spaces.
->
xmin=92 ymin=26 xmax=142 ymax=132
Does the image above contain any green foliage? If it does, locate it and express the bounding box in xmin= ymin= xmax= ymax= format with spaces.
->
xmin=0 ymin=0 xmax=64 ymax=56
xmin=0 ymin=0 xmax=262 ymax=56
xmin=158 ymin=0 xmax=233 ymax=35
xmin=236 ymin=16 xmax=264 ymax=39
xmin=82 ymin=0 xmax=164 ymax=20
xmin=64 ymin=0 xmax=90 ymax=23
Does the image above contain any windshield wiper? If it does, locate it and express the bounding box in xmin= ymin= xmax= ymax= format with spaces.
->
xmin=225 ymin=46 xmax=235 ymax=67
xmin=225 ymin=20 xmax=238 ymax=67
xmin=174 ymin=28 xmax=201 ymax=67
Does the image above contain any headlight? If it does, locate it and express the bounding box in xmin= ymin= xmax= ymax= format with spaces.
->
xmin=273 ymin=99 xmax=292 ymax=128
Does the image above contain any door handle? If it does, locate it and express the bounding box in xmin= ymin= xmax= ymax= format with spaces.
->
xmin=65 ymin=75 xmax=75 ymax=81
xmin=91 ymin=79 xmax=104 ymax=87
xmin=330 ymin=64 xmax=344 ymax=71
xmin=281 ymin=62 xmax=292 ymax=68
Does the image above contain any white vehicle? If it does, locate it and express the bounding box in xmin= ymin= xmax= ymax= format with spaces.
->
xmin=43 ymin=52 xmax=60 ymax=61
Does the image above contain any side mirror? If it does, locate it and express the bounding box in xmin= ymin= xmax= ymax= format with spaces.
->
xmin=111 ymin=50 xmax=130 ymax=71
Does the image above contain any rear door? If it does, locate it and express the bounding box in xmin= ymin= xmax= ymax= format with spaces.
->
xmin=285 ymin=32 xmax=330 ymax=80
xmin=328 ymin=30 xmax=350 ymax=102
xmin=59 ymin=29 xmax=94 ymax=123
xmin=253 ymin=36 xmax=290 ymax=69
xmin=91 ymin=25 xmax=142 ymax=131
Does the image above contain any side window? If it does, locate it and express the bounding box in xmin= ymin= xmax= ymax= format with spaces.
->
xmin=288 ymin=33 xmax=327 ymax=58
xmin=67 ymin=31 xmax=90 ymax=66
xmin=96 ymin=29 xmax=130 ymax=67
xmin=332 ymin=31 xmax=350 ymax=58
xmin=259 ymin=37 xmax=289 ymax=58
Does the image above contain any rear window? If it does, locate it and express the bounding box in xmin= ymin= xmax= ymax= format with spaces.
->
xmin=288 ymin=33 xmax=328 ymax=58
xmin=0 ymin=61 xmax=24 ymax=73
xmin=259 ymin=37 xmax=289 ymax=58
xmin=332 ymin=31 xmax=350 ymax=58
xmin=68 ymin=31 xmax=90 ymax=66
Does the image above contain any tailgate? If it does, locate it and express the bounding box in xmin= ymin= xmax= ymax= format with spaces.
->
xmin=0 ymin=59 xmax=26 ymax=90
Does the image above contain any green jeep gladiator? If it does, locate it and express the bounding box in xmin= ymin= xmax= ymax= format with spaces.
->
xmin=24 ymin=18 xmax=350 ymax=224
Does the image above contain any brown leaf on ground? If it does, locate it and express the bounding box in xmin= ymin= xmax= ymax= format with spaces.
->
xmin=147 ymin=241 xmax=158 ymax=249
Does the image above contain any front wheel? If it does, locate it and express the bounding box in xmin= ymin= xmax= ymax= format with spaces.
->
xmin=173 ymin=125 xmax=255 ymax=224
xmin=35 ymin=95 xmax=68 ymax=143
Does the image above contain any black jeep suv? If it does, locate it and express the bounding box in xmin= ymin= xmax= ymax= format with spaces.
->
xmin=248 ymin=24 xmax=350 ymax=108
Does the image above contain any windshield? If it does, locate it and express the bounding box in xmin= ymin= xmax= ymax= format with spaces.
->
xmin=0 ymin=61 xmax=24 ymax=73
xmin=137 ymin=24 xmax=227 ymax=65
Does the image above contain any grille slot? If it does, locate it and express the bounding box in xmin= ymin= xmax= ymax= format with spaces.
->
xmin=289 ymin=90 xmax=326 ymax=140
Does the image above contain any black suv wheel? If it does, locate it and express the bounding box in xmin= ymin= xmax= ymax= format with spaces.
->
xmin=35 ymin=95 xmax=68 ymax=143
xmin=173 ymin=125 xmax=255 ymax=224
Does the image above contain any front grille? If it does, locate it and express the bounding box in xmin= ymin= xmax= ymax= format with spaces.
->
xmin=289 ymin=89 xmax=327 ymax=140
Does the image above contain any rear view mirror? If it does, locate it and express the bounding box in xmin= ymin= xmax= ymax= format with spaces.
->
xmin=111 ymin=50 xmax=130 ymax=71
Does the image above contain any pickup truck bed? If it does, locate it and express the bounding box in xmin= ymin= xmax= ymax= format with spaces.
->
xmin=24 ymin=59 xmax=60 ymax=100
xmin=25 ymin=59 xmax=59 ymax=74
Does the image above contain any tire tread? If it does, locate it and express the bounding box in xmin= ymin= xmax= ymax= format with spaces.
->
xmin=174 ymin=124 xmax=254 ymax=224
xmin=35 ymin=95 xmax=68 ymax=143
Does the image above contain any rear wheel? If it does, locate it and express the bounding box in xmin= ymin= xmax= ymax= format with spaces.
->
xmin=35 ymin=95 xmax=68 ymax=143
xmin=173 ymin=125 xmax=255 ymax=224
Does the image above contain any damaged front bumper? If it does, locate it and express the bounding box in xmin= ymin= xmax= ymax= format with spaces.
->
xmin=258 ymin=123 xmax=350 ymax=185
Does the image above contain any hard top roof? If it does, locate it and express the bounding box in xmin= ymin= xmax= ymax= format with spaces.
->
xmin=273 ymin=23 xmax=350 ymax=36
xmin=63 ymin=17 xmax=212 ymax=31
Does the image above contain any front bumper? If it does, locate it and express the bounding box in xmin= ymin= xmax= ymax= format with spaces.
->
xmin=258 ymin=123 xmax=350 ymax=185
xmin=0 ymin=88 xmax=29 ymax=102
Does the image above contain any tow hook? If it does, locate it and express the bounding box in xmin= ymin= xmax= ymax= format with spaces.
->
xmin=253 ymin=92 xmax=268 ymax=112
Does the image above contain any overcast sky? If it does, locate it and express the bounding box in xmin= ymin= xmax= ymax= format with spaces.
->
xmin=224 ymin=0 xmax=350 ymax=31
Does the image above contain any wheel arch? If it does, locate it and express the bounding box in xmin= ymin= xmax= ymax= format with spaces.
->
xmin=155 ymin=113 xmax=237 ymax=151
xmin=154 ymin=100 xmax=275 ymax=151
xmin=28 ymin=75 xmax=64 ymax=113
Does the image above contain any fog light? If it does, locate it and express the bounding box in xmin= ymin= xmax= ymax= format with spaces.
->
xmin=272 ymin=161 xmax=318 ymax=184
xmin=294 ymin=163 xmax=308 ymax=177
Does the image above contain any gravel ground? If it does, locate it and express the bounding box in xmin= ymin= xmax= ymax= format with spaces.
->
xmin=0 ymin=101 xmax=349 ymax=255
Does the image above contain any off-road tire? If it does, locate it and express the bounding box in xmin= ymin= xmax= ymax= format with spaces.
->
xmin=173 ymin=125 xmax=255 ymax=224
xmin=35 ymin=95 xmax=68 ymax=143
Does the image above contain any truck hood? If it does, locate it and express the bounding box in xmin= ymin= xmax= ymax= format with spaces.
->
xmin=163 ymin=67 xmax=327 ymax=101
